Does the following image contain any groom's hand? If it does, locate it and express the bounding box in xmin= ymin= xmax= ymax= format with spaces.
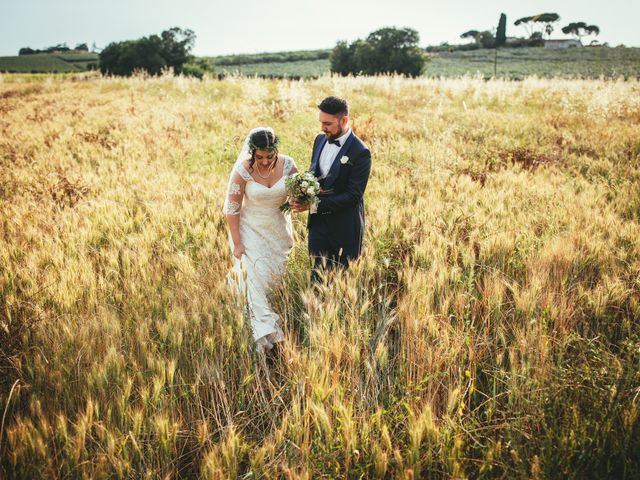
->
xmin=289 ymin=198 xmax=309 ymax=213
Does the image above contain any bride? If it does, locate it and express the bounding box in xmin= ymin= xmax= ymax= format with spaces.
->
xmin=223 ymin=127 xmax=298 ymax=352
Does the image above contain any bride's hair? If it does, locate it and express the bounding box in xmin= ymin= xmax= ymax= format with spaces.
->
xmin=247 ymin=129 xmax=279 ymax=171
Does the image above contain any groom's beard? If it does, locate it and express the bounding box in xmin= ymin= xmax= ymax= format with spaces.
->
xmin=325 ymin=125 xmax=343 ymax=140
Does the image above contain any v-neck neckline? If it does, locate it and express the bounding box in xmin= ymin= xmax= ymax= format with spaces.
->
xmin=252 ymin=175 xmax=285 ymax=189
xmin=247 ymin=156 xmax=286 ymax=188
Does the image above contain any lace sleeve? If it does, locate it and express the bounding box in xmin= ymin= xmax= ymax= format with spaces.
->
xmin=223 ymin=166 xmax=248 ymax=215
xmin=284 ymin=155 xmax=298 ymax=176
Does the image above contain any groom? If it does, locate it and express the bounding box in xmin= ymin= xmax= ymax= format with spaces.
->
xmin=291 ymin=96 xmax=372 ymax=278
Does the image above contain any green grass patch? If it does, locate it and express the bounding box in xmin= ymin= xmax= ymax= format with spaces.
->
xmin=218 ymin=59 xmax=330 ymax=78
xmin=426 ymin=46 xmax=640 ymax=79
xmin=0 ymin=53 xmax=98 ymax=73
xmin=207 ymin=46 xmax=640 ymax=79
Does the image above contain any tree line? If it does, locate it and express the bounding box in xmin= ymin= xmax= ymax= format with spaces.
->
xmin=456 ymin=12 xmax=601 ymax=51
xmin=214 ymin=50 xmax=330 ymax=66
xmin=98 ymin=28 xmax=198 ymax=76
xmin=29 ymin=14 xmax=603 ymax=79
xmin=95 ymin=25 xmax=428 ymax=78
xmin=330 ymin=27 xmax=426 ymax=77
xmin=19 ymin=43 xmax=89 ymax=55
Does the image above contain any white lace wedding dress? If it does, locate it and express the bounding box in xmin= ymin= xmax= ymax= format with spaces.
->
xmin=223 ymin=155 xmax=296 ymax=351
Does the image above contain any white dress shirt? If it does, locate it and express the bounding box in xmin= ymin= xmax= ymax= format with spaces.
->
xmin=318 ymin=128 xmax=352 ymax=178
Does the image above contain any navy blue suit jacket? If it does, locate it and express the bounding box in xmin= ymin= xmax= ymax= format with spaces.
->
xmin=308 ymin=131 xmax=371 ymax=258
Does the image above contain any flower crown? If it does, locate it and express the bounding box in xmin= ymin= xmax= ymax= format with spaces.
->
xmin=248 ymin=132 xmax=280 ymax=152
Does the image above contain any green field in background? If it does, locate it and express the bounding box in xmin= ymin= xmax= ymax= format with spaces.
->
xmin=0 ymin=53 xmax=99 ymax=73
xmin=1 ymin=47 xmax=639 ymax=78
xmin=218 ymin=59 xmax=331 ymax=78
xmin=428 ymin=47 xmax=640 ymax=79
xmin=217 ymin=47 xmax=640 ymax=79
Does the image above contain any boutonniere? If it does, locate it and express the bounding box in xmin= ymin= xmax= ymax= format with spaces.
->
xmin=340 ymin=156 xmax=352 ymax=165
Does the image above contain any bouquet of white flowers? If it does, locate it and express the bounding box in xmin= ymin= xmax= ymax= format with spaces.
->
xmin=280 ymin=171 xmax=321 ymax=213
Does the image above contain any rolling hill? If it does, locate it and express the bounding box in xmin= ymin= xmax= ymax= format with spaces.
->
xmin=0 ymin=52 xmax=99 ymax=73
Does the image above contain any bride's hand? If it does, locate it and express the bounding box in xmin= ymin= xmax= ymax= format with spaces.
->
xmin=233 ymin=243 xmax=246 ymax=259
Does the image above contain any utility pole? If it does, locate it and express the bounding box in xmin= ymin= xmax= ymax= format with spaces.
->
xmin=494 ymin=48 xmax=498 ymax=77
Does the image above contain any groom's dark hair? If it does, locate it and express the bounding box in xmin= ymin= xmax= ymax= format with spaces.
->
xmin=318 ymin=96 xmax=348 ymax=117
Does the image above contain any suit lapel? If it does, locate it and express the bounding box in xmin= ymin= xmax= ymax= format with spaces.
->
xmin=323 ymin=132 xmax=355 ymax=189
xmin=310 ymin=136 xmax=327 ymax=174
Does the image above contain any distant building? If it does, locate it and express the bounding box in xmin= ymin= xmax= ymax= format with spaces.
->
xmin=544 ymin=39 xmax=583 ymax=49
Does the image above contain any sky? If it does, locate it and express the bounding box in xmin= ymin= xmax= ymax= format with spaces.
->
xmin=1 ymin=0 xmax=638 ymax=57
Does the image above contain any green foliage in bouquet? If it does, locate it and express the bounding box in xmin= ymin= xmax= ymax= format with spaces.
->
xmin=280 ymin=171 xmax=321 ymax=212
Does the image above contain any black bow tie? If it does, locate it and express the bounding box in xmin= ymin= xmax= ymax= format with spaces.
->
xmin=328 ymin=139 xmax=341 ymax=146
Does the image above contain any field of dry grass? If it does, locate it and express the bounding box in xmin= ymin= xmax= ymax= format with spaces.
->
xmin=1 ymin=72 xmax=639 ymax=478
